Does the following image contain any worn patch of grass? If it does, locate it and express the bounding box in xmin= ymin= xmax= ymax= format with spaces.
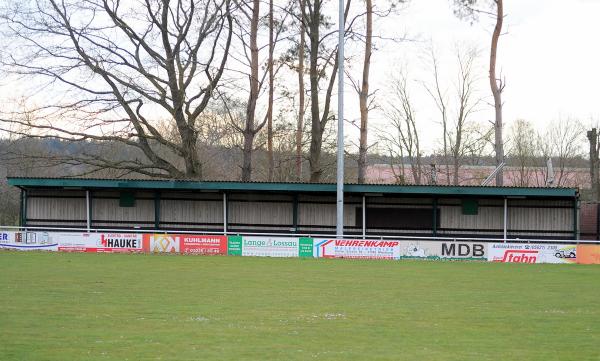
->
xmin=1 ymin=251 xmax=599 ymax=360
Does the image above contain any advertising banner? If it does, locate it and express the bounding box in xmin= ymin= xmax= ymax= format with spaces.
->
xmin=0 ymin=231 xmax=58 ymax=251
xmin=181 ymin=235 xmax=227 ymax=255
xmin=57 ymin=233 xmax=143 ymax=253
xmin=576 ymin=245 xmax=600 ymax=264
xmin=399 ymin=241 xmax=487 ymax=261
xmin=143 ymin=234 xmax=180 ymax=253
xmin=142 ymin=234 xmax=227 ymax=255
xmin=313 ymin=239 xmax=401 ymax=259
xmin=57 ymin=232 xmax=99 ymax=252
xmin=227 ymin=236 xmax=311 ymax=257
xmin=488 ymin=243 xmax=577 ymax=264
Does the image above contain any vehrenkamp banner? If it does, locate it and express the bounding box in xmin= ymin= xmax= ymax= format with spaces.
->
xmin=313 ymin=239 xmax=401 ymax=259
xmin=488 ymin=243 xmax=577 ymax=264
xmin=0 ymin=231 xmax=58 ymax=251
xmin=400 ymin=241 xmax=487 ymax=261
xmin=227 ymin=236 xmax=313 ymax=257
xmin=142 ymin=234 xmax=227 ymax=255
xmin=57 ymin=233 xmax=143 ymax=253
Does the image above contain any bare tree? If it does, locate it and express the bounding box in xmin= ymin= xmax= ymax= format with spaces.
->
xmin=454 ymin=0 xmax=505 ymax=185
xmin=353 ymin=0 xmax=404 ymax=183
xmin=507 ymin=119 xmax=537 ymax=186
xmin=424 ymin=46 xmax=485 ymax=185
xmin=240 ymin=0 xmax=263 ymax=181
xmin=356 ymin=0 xmax=373 ymax=184
xmin=538 ymin=118 xmax=584 ymax=187
xmin=304 ymin=0 xmax=352 ymax=182
xmin=226 ymin=0 xmax=290 ymax=181
xmin=587 ymin=127 xmax=599 ymax=200
xmin=449 ymin=48 xmax=482 ymax=185
xmin=266 ymin=0 xmax=275 ymax=181
xmin=380 ymin=73 xmax=422 ymax=184
xmin=423 ymin=47 xmax=451 ymax=185
xmin=296 ymin=0 xmax=307 ymax=180
xmin=0 ymin=0 xmax=234 ymax=179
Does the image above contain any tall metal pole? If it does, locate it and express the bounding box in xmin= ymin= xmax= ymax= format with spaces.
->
xmin=335 ymin=0 xmax=345 ymax=237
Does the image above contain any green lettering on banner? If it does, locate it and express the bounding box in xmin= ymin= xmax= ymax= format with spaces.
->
xmin=299 ymin=237 xmax=313 ymax=257
xmin=227 ymin=236 xmax=242 ymax=256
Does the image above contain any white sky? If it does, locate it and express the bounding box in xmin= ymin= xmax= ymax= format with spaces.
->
xmin=348 ymin=0 xmax=600 ymax=153
xmin=2 ymin=0 xmax=599 ymax=156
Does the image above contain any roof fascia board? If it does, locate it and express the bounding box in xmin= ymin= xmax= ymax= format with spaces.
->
xmin=7 ymin=177 xmax=577 ymax=198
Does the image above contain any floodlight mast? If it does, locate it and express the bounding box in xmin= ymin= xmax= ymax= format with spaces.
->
xmin=335 ymin=0 xmax=345 ymax=238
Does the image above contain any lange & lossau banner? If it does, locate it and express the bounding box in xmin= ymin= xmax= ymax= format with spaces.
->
xmin=227 ymin=236 xmax=313 ymax=257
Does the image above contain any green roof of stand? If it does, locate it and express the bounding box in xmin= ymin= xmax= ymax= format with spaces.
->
xmin=7 ymin=177 xmax=579 ymax=198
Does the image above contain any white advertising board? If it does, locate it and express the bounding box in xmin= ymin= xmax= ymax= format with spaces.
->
xmin=0 ymin=231 xmax=58 ymax=251
xmin=313 ymin=239 xmax=401 ymax=259
xmin=399 ymin=241 xmax=487 ymax=261
xmin=488 ymin=243 xmax=577 ymax=264
xmin=57 ymin=233 xmax=143 ymax=253
xmin=239 ymin=236 xmax=300 ymax=257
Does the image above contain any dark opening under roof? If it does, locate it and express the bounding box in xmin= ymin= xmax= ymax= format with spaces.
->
xmin=7 ymin=177 xmax=579 ymax=198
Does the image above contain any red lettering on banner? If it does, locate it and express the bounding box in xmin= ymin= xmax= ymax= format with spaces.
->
xmin=333 ymin=240 xmax=399 ymax=248
xmin=502 ymin=250 xmax=538 ymax=263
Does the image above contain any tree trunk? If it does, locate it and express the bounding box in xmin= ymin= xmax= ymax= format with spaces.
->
xmin=588 ymin=128 xmax=599 ymax=201
xmin=296 ymin=0 xmax=306 ymax=181
xmin=357 ymin=0 xmax=372 ymax=184
xmin=307 ymin=0 xmax=350 ymax=183
xmin=490 ymin=0 xmax=504 ymax=186
xmin=267 ymin=0 xmax=275 ymax=181
xmin=453 ymin=153 xmax=460 ymax=185
xmin=241 ymin=130 xmax=254 ymax=181
xmin=181 ymin=127 xmax=202 ymax=179
xmin=308 ymin=1 xmax=322 ymax=183
xmin=241 ymin=0 xmax=260 ymax=182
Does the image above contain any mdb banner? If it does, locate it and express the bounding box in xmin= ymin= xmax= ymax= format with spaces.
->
xmin=400 ymin=241 xmax=487 ymax=260
xmin=488 ymin=243 xmax=576 ymax=264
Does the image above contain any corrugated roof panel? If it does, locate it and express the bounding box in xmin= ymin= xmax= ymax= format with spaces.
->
xmin=7 ymin=177 xmax=578 ymax=198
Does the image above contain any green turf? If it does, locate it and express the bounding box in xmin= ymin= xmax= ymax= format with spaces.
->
xmin=1 ymin=252 xmax=599 ymax=361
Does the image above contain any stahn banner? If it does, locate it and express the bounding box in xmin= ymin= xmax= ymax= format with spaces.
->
xmin=487 ymin=243 xmax=577 ymax=264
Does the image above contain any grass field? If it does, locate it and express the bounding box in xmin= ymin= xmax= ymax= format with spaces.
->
xmin=1 ymin=252 xmax=599 ymax=361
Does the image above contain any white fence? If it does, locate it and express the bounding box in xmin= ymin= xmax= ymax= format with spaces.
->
xmin=2 ymin=226 xmax=600 ymax=264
